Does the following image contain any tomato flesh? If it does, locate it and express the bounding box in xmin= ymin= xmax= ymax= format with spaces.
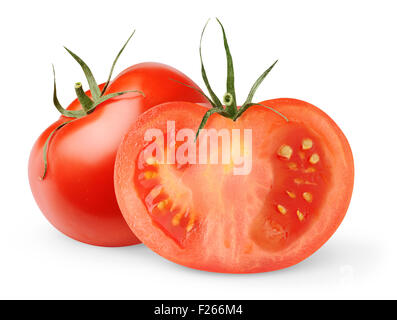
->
xmin=115 ymin=99 xmax=354 ymax=272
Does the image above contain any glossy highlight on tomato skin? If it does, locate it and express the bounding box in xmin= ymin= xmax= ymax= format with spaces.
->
xmin=114 ymin=99 xmax=354 ymax=272
xmin=29 ymin=63 xmax=209 ymax=247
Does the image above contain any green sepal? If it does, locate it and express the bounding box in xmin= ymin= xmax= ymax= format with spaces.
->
xmin=193 ymin=19 xmax=287 ymax=135
xmin=101 ymin=30 xmax=136 ymax=96
xmin=52 ymin=65 xmax=86 ymax=118
xmin=192 ymin=18 xmax=241 ymax=136
xmin=241 ymin=60 xmax=278 ymax=109
xmin=199 ymin=20 xmax=223 ymax=109
xmin=195 ymin=108 xmax=225 ymax=141
xmin=169 ymin=78 xmax=221 ymax=110
xmin=86 ymin=90 xmax=145 ymax=113
xmin=234 ymin=102 xmax=288 ymax=122
xmin=74 ymin=82 xmax=94 ymax=112
xmin=43 ymin=33 xmax=141 ymax=181
xmin=64 ymin=47 xmax=101 ymax=101
xmin=41 ymin=120 xmax=76 ymax=179
xmin=216 ymin=18 xmax=237 ymax=116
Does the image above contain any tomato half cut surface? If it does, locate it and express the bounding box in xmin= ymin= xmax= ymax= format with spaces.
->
xmin=114 ymin=99 xmax=354 ymax=272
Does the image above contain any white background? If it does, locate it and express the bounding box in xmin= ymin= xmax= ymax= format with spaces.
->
xmin=0 ymin=0 xmax=396 ymax=299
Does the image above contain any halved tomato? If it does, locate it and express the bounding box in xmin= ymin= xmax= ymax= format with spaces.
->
xmin=114 ymin=99 xmax=354 ymax=273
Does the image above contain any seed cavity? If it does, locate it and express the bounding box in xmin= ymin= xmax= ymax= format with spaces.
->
xmin=302 ymin=192 xmax=313 ymax=203
xmin=286 ymin=190 xmax=296 ymax=198
xmin=305 ymin=167 xmax=316 ymax=173
xmin=277 ymin=204 xmax=287 ymax=215
xmin=302 ymin=138 xmax=313 ymax=150
xmin=278 ymin=145 xmax=293 ymax=160
xmin=309 ymin=153 xmax=320 ymax=164
xmin=297 ymin=210 xmax=305 ymax=221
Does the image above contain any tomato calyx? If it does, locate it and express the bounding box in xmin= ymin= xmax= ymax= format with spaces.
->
xmin=53 ymin=30 xmax=144 ymax=119
xmin=41 ymin=30 xmax=145 ymax=179
xmin=177 ymin=19 xmax=289 ymax=139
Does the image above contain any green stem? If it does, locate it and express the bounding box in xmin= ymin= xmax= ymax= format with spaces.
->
xmin=52 ymin=65 xmax=86 ymax=118
xmin=223 ymin=92 xmax=234 ymax=115
xmin=74 ymin=82 xmax=93 ymax=113
xmin=42 ymin=32 xmax=143 ymax=181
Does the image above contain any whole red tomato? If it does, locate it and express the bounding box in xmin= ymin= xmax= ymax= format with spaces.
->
xmin=114 ymin=20 xmax=354 ymax=272
xmin=28 ymin=35 xmax=208 ymax=247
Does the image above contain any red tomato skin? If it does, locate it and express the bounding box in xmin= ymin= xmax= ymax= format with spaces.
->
xmin=106 ymin=62 xmax=208 ymax=110
xmin=114 ymin=99 xmax=354 ymax=272
xmin=29 ymin=63 xmax=209 ymax=247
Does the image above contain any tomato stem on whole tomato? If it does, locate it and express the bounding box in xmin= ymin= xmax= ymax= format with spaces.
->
xmin=41 ymin=30 xmax=144 ymax=179
xmin=52 ymin=65 xmax=86 ymax=119
xmin=74 ymin=82 xmax=94 ymax=112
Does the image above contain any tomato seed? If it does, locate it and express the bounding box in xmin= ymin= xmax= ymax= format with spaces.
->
xmin=302 ymin=138 xmax=313 ymax=150
xmin=302 ymin=192 xmax=313 ymax=203
xmin=278 ymin=145 xmax=293 ymax=160
xmin=277 ymin=204 xmax=287 ymax=215
xmin=297 ymin=210 xmax=305 ymax=221
xmin=286 ymin=190 xmax=296 ymax=198
xmin=309 ymin=153 xmax=320 ymax=164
